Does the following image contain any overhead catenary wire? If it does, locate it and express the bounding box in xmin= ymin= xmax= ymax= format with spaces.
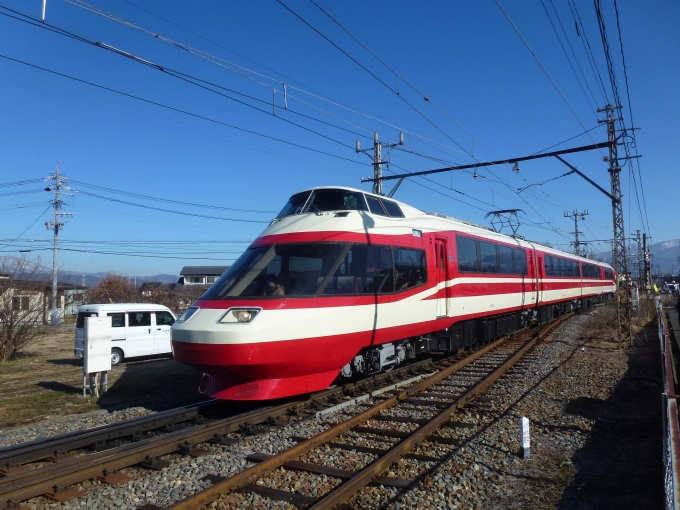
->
xmin=76 ymin=190 xmax=270 ymax=224
xmin=282 ymin=0 xmax=574 ymax=240
xmin=0 ymin=53 xmax=367 ymax=167
xmin=70 ymin=180 xmax=276 ymax=214
xmin=62 ymin=0 xmax=477 ymax=159
xmin=612 ymin=0 xmax=650 ymax=237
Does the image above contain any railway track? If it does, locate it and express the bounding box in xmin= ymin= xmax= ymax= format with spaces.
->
xmin=0 ymin=314 xmax=571 ymax=509
xmin=151 ymin=314 xmax=570 ymax=510
xmin=0 ymin=352 xmax=448 ymax=509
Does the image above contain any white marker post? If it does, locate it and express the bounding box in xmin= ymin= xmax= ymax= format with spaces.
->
xmin=519 ymin=416 xmax=531 ymax=459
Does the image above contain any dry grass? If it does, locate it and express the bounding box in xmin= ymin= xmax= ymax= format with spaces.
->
xmin=0 ymin=327 xmax=207 ymax=430
xmin=582 ymin=304 xmax=618 ymax=345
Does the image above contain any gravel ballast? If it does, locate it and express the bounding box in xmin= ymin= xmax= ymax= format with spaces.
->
xmin=5 ymin=308 xmax=665 ymax=509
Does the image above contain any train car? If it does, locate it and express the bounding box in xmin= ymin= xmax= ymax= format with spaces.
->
xmin=171 ymin=187 xmax=615 ymax=400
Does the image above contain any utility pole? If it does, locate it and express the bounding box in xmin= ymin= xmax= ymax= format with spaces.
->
xmin=642 ymin=233 xmax=651 ymax=293
xmin=356 ymin=131 xmax=403 ymax=196
xmin=598 ymin=104 xmax=632 ymax=346
xmin=564 ymin=209 xmax=589 ymax=257
xmin=45 ymin=164 xmax=73 ymax=324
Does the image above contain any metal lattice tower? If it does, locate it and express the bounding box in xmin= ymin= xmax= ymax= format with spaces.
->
xmin=599 ymin=104 xmax=632 ymax=346
xmin=45 ymin=164 xmax=73 ymax=324
xmin=564 ymin=209 xmax=589 ymax=257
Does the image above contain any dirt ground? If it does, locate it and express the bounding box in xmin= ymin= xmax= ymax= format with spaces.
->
xmin=497 ymin=315 xmax=665 ymax=510
xmin=0 ymin=327 xmax=209 ymax=430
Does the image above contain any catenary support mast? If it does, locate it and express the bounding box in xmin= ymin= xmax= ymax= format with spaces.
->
xmin=599 ymin=104 xmax=632 ymax=346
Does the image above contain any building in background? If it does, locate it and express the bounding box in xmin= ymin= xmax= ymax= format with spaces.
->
xmin=178 ymin=266 xmax=229 ymax=286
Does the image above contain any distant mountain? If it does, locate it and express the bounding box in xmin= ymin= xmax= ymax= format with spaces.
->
xmin=0 ymin=257 xmax=179 ymax=287
xmin=58 ymin=271 xmax=179 ymax=287
xmin=594 ymin=238 xmax=680 ymax=274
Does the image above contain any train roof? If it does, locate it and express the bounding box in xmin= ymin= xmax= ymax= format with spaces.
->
xmin=267 ymin=187 xmax=613 ymax=269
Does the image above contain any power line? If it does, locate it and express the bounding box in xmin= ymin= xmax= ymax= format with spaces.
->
xmin=0 ymin=6 xmax=374 ymax=151
xmin=612 ymin=0 xmax=650 ymax=237
xmin=493 ymin=0 xmax=600 ymax=142
xmin=0 ymin=205 xmax=51 ymax=252
xmin=76 ymin=190 xmax=270 ymax=224
xmin=283 ymin=0 xmax=573 ymax=240
xmin=567 ymin=0 xmax=610 ymax=104
xmin=539 ymin=0 xmax=598 ymax=114
xmin=70 ymin=180 xmax=276 ymax=214
xmin=0 ymin=178 xmax=44 ymax=188
xmin=0 ymin=53 xmax=367 ymax=166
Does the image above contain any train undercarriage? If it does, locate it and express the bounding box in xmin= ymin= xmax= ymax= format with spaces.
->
xmin=340 ymin=294 xmax=614 ymax=378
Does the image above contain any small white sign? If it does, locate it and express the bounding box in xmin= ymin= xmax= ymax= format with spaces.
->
xmin=519 ymin=416 xmax=530 ymax=459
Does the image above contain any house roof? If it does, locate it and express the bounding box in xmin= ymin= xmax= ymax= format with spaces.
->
xmin=180 ymin=266 xmax=229 ymax=276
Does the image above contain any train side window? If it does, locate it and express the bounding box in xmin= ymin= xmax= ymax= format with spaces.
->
xmin=545 ymin=255 xmax=556 ymax=276
xmin=499 ymin=245 xmax=514 ymax=274
xmin=394 ymin=248 xmax=427 ymax=290
xmin=380 ymin=199 xmax=405 ymax=218
xmin=456 ymin=236 xmax=478 ymax=273
xmin=514 ymin=249 xmax=527 ymax=275
xmin=328 ymin=245 xmax=394 ymax=294
xmin=479 ymin=242 xmax=498 ymax=273
xmin=558 ymin=258 xmax=567 ymax=277
xmin=365 ymin=196 xmax=387 ymax=216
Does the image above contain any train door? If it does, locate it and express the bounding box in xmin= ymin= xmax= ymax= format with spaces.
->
xmin=526 ymin=252 xmax=537 ymax=304
xmin=434 ymin=238 xmax=449 ymax=317
xmin=536 ymin=254 xmax=544 ymax=304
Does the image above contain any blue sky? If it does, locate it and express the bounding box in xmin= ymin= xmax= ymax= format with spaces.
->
xmin=0 ymin=0 xmax=677 ymax=276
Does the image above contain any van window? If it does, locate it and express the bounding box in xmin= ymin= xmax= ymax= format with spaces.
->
xmin=107 ymin=312 xmax=125 ymax=328
xmin=156 ymin=311 xmax=175 ymax=326
xmin=76 ymin=311 xmax=98 ymax=328
xmin=128 ymin=312 xmax=151 ymax=327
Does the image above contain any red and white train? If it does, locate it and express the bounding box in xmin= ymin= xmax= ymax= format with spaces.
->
xmin=171 ymin=187 xmax=615 ymax=400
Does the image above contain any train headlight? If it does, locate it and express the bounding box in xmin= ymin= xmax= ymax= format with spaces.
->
xmin=218 ymin=308 xmax=261 ymax=324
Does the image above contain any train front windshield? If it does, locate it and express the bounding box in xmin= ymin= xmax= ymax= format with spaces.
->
xmin=202 ymin=244 xmax=346 ymax=298
xmin=201 ymin=243 xmax=427 ymax=299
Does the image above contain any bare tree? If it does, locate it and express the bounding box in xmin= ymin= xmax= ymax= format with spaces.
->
xmin=0 ymin=258 xmax=52 ymax=361
xmin=87 ymin=272 xmax=138 ymax=304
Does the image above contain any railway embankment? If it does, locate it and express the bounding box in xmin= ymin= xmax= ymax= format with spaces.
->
xmin=0 ymin=306 xmax=666 ymax=509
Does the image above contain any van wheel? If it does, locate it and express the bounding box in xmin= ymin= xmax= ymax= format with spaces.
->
xmin=111 ymin=348 xmax=123 ymax=366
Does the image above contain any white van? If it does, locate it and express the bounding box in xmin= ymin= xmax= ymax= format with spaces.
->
xmin=74 ymin=304 xmax=177 ymax=366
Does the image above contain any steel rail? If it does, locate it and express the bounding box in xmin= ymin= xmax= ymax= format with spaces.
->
xmin=166 ymin=314 xmax=571 ymax=510
xmin=0 ymin=400 xmax=220 ymax=467
xmin=165 ymin=332 xmax=512 ymax=510
xmin=0 ymin=357 xmax=438 ymax=508
xmin=309 ymin=314 xmax=570 ymax=509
